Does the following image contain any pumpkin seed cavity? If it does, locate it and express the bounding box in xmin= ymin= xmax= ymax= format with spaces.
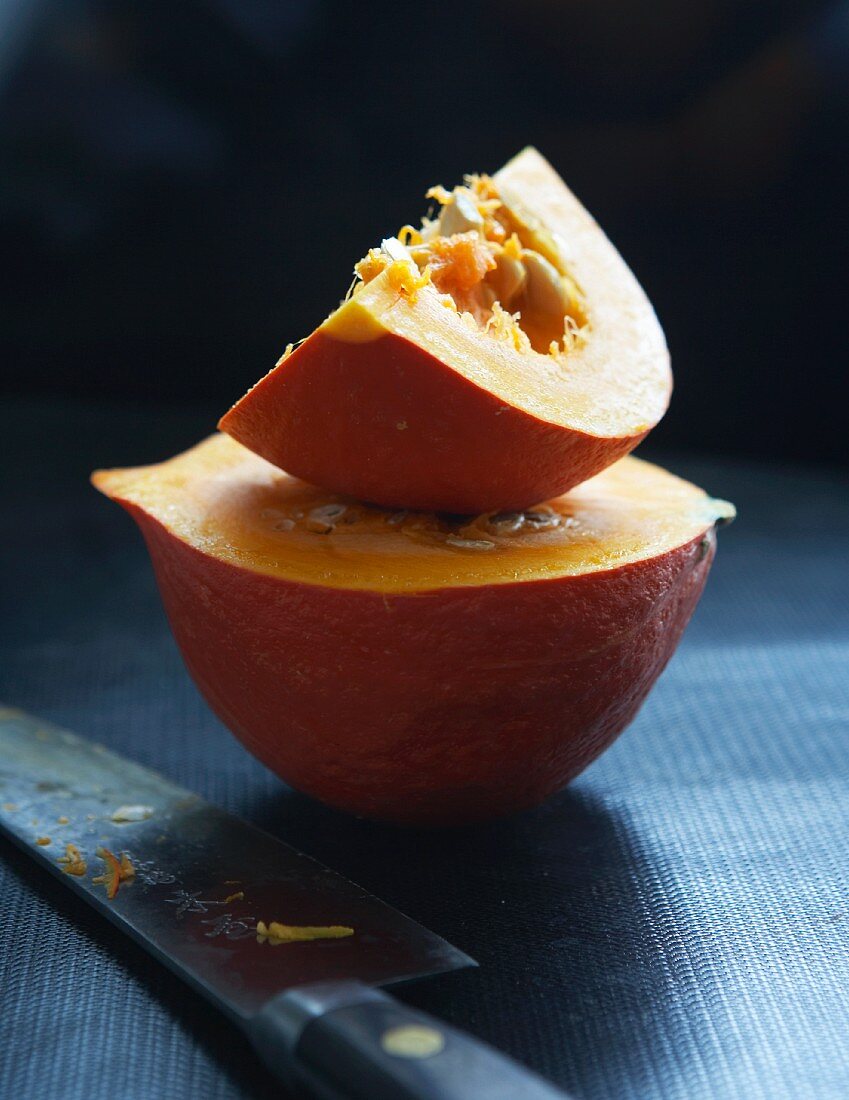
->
xmin=263 ymin=498 xmax=572 ymax=548
xmin=352 ymin=174 xmax=588 ymax=358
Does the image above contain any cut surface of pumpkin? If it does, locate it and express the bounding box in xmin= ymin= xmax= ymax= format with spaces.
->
xmin=93 ymin=434 xmax=731 ymax=595
xmin=219 ymin=147 xmax=671 ymax=514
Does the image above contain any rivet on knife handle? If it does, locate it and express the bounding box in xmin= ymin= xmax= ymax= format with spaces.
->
xmin=249 ymin=979 xmax=575 ymax=1099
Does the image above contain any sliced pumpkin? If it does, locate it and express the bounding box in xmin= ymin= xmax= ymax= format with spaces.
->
xmin=92 ymin=435 xmax=732 ymax=824
xmin=219 ymin=147 xmax=670 ymax=513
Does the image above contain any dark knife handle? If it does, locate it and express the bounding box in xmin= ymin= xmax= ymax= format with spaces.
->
xmin=248 ymin=980 xmax=574 ymax=1099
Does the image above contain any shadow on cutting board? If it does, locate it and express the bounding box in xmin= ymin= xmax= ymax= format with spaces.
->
xmin=248 ymin=783 xmax=674 ymax=1098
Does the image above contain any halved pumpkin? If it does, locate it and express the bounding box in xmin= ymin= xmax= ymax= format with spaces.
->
xmin=93 ymin=435 xmax=732 ymax=825
xmin=219 ymin=147 xmax=670 ymax=514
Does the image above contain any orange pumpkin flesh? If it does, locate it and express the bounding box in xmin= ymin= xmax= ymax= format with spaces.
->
xmin=218 ymin=148 xmax=671 ymax=514
xmin=93 ymin=436 xmax=732 ymax=825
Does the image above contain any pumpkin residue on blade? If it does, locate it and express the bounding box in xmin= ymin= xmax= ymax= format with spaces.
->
xmin=92 ymin=847 xmax=135 ymax=899
xmin=256 ymin=920 xmax=354 ymax=945
xmin=57 ymin=843 xmax=87 ymax=877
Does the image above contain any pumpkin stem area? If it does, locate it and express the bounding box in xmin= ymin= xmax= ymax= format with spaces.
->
xmin=352 ymin=174 xmax=589 ymax=358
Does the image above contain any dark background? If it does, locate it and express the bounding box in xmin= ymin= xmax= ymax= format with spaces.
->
xmin=2 ymin=0 xmax=848 ymax=468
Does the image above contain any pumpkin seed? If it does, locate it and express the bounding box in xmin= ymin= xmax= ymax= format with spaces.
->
xmin=521 ymin=250 xmax=570 ymax=319
xmin=438 ymin=188 xmax=484 ymax=236
xmin=524 ymin=509 xmax=561 ymax=530
xmin=487 ymin=511 xmax=524 ymax=534
xmin=445 ymin=536 xmax=496 ymax=551
xmin=310 ymin=503 xmax=347 ymax=522
xmin=486 ymin=253 xmax=526 ymax=306
xmin=381 ymin=236 xmax=414 ymax=264
xmin=305 ymin=503 xmax=346 ymax=534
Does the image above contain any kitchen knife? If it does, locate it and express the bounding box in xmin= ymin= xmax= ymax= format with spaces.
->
xmin=0 ymin=708 xmax=573 ymax=1099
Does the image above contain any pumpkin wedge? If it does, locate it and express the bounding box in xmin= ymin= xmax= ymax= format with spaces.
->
xmin=219 ymin=147 xmax=670 ymax=513
xmin=93 ymin=435 xmax=732 ymax=825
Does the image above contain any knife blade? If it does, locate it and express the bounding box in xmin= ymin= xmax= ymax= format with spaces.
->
xmin=0 ymin=708 xmax=572 ymax=1099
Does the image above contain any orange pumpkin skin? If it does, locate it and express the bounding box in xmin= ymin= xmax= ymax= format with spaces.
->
xmin=126 ymin=503 xmax=714 ymax=825
xmin=219 ymin=330 xmax=647 ymax=515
